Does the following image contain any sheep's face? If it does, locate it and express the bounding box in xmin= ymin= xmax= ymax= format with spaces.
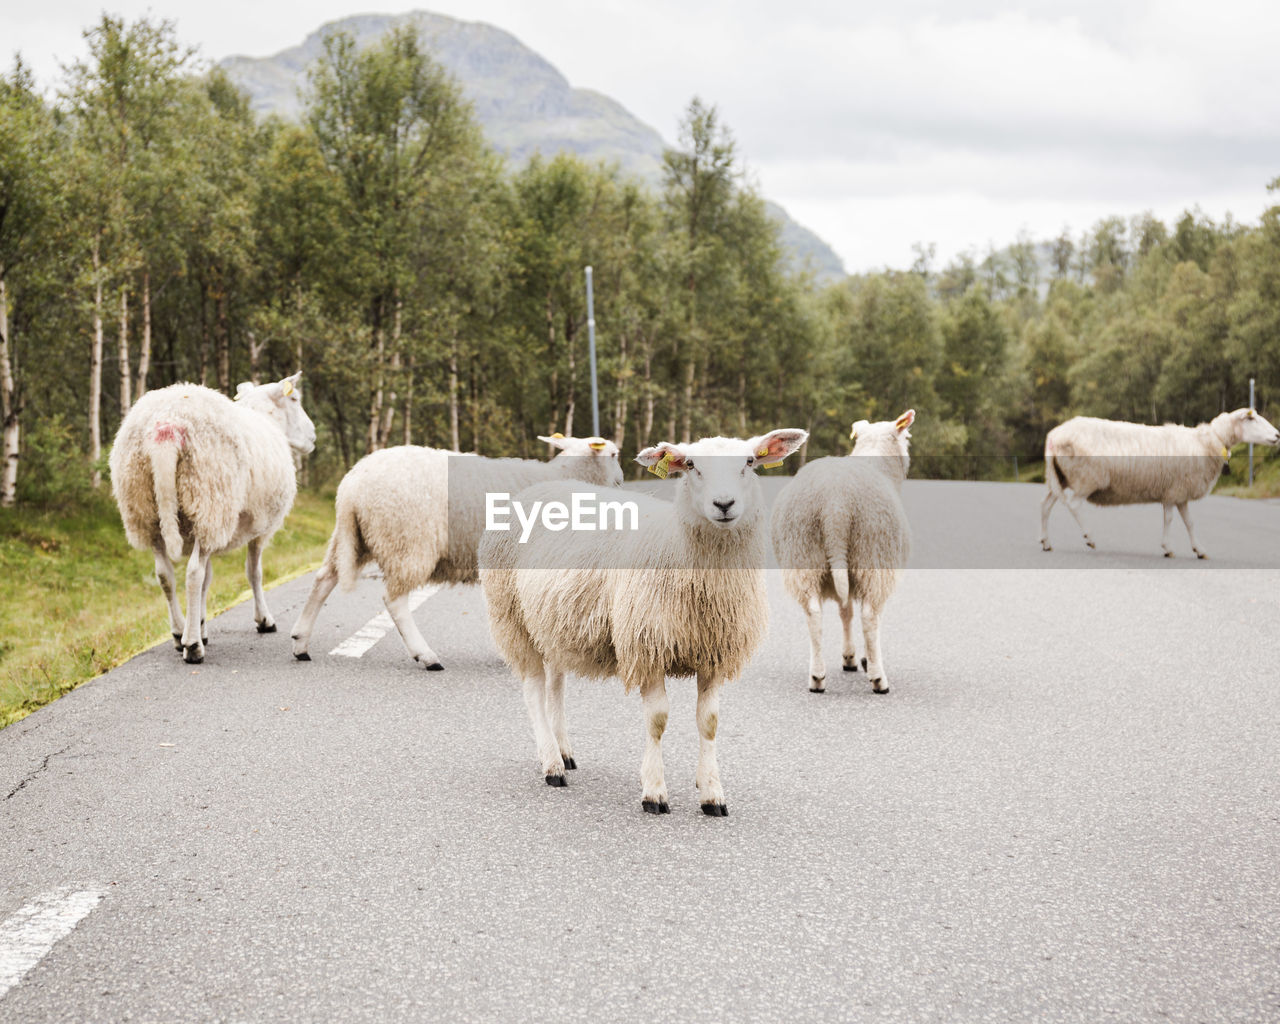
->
xmin=850 ymin=409 xmax=915 ymax=472
xmin=236 ymin=372 xmax=317 ymax=454
xmin=637 ymin=429 xmax=808 ymax=529
xmin=1234 ymin=408 xmax=1280 ymax=447
xmin=538 ymin=434 xmax=625 ymax=487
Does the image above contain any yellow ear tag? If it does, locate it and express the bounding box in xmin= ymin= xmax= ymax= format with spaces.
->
xmin=1221 ymin=445 xmax=1230 ymax=460
xmin=551 ymin=432 xmax=564 ymax=439
xmin=648 ymin=452 xmax=673 ymax=479
xmin=282 ymin=380 xmax=294 ymax=397
xmin=756 ymin=445 xmax=782 ymax=469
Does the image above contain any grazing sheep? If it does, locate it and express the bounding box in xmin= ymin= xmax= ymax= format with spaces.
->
xmin=771 ymin=410 xmax=914 ymax=695
xmin=1040 ymin=408 xmax=1280 ymax=557
xmin=479 ymin=428 xmax=808 ymax=816
xmin=109 ymin=373 xmax=316 ymax=664
xmin=289 ymin=435 xmax=624 ymax=669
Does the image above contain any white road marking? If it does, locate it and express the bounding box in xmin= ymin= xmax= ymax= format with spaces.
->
xmin=328 ymin=586 xmax=438 ymax=658
xmin=0 ymin=888 xmax=105 ymax=998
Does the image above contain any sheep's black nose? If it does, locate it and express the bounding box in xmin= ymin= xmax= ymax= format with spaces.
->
xmin=713 ymin=498 xmax=736 ymax=512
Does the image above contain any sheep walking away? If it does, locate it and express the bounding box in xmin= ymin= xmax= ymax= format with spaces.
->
xmin=110 ymin=373 xmax=316 ymax=663
xmin=772 ymin=410 xmax=914 ymax=694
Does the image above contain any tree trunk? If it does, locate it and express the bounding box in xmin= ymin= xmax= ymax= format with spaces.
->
xmin=135 ymin=269 xmax=151 ymax=400
xmin=564 ymin=314 xmax=577 ymax=438
xmin=378 ymin=294 xmax=402 ymax=447
xmin=366 ymin=312 xmax=385 ymax=454
xmin=737 ymin=366 xmax=747 ymax=437
xmin=90 ymin=235 xmax=104 ymax=489
xmin=198 ymin=276 xmax=210 ymax=386
xmin=248 ymin=331 xmax=265 ymax=384
xmin=470 ymin=356 xmax=481 ymax=455
xmin=1 ymin=274 xmax=20 ymax=506
xmin=680 ymin=358 xmax=695 ymax=443
xmin=448 ymin=333 xmax=460 ymax=452
xmin=613 ymin=330 xmax=629 ymax=449
xmin=640 ymin=349 xmax=654 ymax=453
xmin=402 ymin=355 xmax=415 ymax=446
xmin=216 ymin=288 xmax=231 ymax=394
xmin=117 ymin=284 xmax=131 ymax=416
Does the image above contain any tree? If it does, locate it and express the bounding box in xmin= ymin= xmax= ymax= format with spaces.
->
xmin=0 ymin=60 xmax=59 ymax=505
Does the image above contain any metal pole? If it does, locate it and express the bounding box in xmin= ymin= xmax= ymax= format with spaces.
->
xmin=1248 ymin=377 xmax=1255 ymax=488
xmin=585 ymin=266 xmax=599 ymax=437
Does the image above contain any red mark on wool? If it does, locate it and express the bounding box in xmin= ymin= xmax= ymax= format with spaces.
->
xmin=154 ymin=423 xmax=187 ymax=447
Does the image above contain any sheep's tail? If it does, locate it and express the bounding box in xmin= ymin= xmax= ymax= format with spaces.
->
xmin=150 ymin=433 xmax=184 ymax=562
xmin=1044 ymin=436 xmax=1069 ymax=498
xmin=331 ymin=498 xmax=364 ymax=592
xmin=829 ymin=553 xmax=850 ymax=604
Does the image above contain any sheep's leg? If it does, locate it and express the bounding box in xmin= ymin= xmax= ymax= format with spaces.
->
xmin=696 ymin=672 xmax=727 ymax=816
xmin=861 ymin=599 xmax=889 ymax=694
xmin=1177 ymin=502 xmax=1207 ymax=559
xmin=1039 ymin=488 xmax=1057 ymax=551
xmin=1063 ymin=490 xmax=1096 ymax=549
xmin=290 ymin=562 xmax=338 ymax=661
xmin=384 ymin=589 xmax=444 ymax=670
xmin=245 ymin=536 xmax=277 ymax=633
xmin=523 ymin=668 xmax=567 ymax=786
xmin=181 ymin=541 xmax=207 ymax=664
xmin=199 ymin=555 xmax=212 ymax=645
xmin=639 ymin=676 xmax=670 ymax=814
xmin=804 ymin=594 xmax=826 ymax=692
xmin=1161 ymin=504 xmax=1176 ymax=558
xmin=839 ymin=598 xmax=864 ymax=673
xmin=153 ymin=545 xmax=185 ymax=651
xmin=545 ymin=666 xmax=576 ymax=769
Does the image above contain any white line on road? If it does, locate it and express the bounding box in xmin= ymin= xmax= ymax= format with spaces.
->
xmin=0 ymin=888 xmax=105 ymax=999
xmin=328 ymin=586 xmax=438 ymax=658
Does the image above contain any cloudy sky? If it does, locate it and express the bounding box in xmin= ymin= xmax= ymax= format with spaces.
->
xmin=6 ymin=1 xmax=1279 ymax=273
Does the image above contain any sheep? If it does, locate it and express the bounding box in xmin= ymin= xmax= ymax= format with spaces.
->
xmin=289 ymin=434 xmax=624 ymax=669
xmin=1039 ymin=408 xmax=1280 ymax=558
xmin=771 ymin=410 xmax=914 ymax=695
xmin=109 ymin=372 xmax=317 ymax=664
xmin=478 ymin=428 xmax=808 ymax=816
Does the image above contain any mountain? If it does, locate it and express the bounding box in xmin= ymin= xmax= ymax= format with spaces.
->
xmin=219 ymin=11 xmax=846 ymax=282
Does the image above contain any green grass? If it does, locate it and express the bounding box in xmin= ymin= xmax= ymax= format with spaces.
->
xmin=0 ymin=490 xmax=335 ymax=729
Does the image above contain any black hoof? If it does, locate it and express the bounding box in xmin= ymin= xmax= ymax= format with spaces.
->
xmin=257 ymin=622 xmax=277 ymax=634
xmin=1163 ymin=551 xmax=1173 ymax=558
xmin=1196 ymin=552 xmax=1208 ymax=560
xmin=843 ymin=662 xmax=858 ymax=672
xmin=564 ymin=757 xmax=577 ymax=770
xmin=294 ymin=652 xmax=311 ymax=662
xmin=701 ymin=803 xmax=729 ymax=817
xmin=809 ymin=676 xmax=825 ymax=692
xmin=871 ymin=680 xmax=889 ymax=694
xmin=545 ymin=774 xmax=567 ymax=788
xmin=424 ymin=661 xmax=444 ymax=671
xmin=183 ymin=647 xmax=204 ymax=665
xmin=1086 ymin=541 xmax=1096 ymax=550
xmin=641 ymin=799 xmax=670 ymax=814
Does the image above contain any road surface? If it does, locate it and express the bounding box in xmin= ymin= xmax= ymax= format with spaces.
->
xmin=2 ymin=480 xmax=1278 ymax=1022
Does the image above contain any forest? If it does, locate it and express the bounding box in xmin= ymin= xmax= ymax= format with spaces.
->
xmin=3 ymin=14 xmax=1279 ymax=508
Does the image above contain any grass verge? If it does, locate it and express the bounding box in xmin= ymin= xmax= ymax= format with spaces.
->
xmin=0 ymin=489 xmax=334 ymax=730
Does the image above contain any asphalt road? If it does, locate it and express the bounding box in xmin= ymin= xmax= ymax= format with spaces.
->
xmin=2 ymin=480 xmax=1279 ymax=1022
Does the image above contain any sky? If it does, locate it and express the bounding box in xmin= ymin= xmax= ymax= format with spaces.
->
xmin=5 ymin=1 xmax=1279 ymax=274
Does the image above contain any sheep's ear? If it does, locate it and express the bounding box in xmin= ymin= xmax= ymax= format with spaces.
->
xmin=636 ymin=443 xmax=689 ymax=478
xmin=278 ymin=372 xmax=302 ymax=397
xmin=895 ymin=409 xmax=916 ymax=432
xmin=234 ymin=382 xmax=255 ymax=401
xmin=585 ymin=436 xmax=612 ymax=454
xmin=749 ymin=429 xmax=808 ymax=468
xmin=537 ymin=433 xmax=571 ymax=451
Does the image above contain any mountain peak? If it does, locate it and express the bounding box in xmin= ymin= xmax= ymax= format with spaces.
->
xmin=220 ymin=9 xmax=845 ymax=280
